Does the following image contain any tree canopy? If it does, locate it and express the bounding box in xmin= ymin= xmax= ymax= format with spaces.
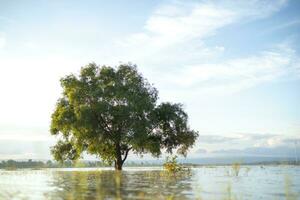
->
xmin=50 ymin=63 xmax=198 ymax=170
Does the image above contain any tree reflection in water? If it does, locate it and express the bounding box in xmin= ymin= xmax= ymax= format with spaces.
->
xmin=45 ymin=170 xmax=193 ymax=200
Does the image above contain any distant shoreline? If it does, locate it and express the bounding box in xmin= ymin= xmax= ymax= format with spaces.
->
xmin=0 ymin=159 xmax=299 ymax=170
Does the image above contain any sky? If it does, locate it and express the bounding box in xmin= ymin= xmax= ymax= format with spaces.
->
xmin=0 ymin=0 xmax=300 ymax=160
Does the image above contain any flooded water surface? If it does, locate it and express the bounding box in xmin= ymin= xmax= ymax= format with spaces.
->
xmin=0 ymin=166 xmax=299 ymax=200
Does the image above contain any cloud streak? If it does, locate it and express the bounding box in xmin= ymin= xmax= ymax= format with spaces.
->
xmin=164 ymin=45 xmax=298 ymax=95
xmin=113 ymin=0 xmax=296 ymax=97
xmin=199 ymin=132 xmax=299 ymax=145
xmin=119 ymin=0 xmax=287 ymax=50
xmin=196 ymin=132 xmax=300 ymax=157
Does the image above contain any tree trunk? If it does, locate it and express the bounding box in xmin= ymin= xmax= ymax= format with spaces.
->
xmin=115 ymin=143 xmax=123 ymax=170
xmin=115 ymin=158 xmax=122 ymax=170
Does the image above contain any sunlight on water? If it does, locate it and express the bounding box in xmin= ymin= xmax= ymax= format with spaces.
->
xmin=0 ymin=166 xmax=299 ymax=200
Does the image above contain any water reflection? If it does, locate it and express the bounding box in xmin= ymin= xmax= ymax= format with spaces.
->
xmin=46 ymin=169 xmax=193 ymax=200
xmin=1 ymin=166 xmax=299 ymax=200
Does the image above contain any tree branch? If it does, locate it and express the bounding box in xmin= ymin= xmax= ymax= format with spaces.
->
xmin=87 ymin=96 xmax=113 ymax=137
xmin=122 ymin=147 xmax=132 ymax=164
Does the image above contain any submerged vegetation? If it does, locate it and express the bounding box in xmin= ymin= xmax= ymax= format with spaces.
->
xmin=162 ymin=156 xmax=192 ymax=182
xmin=163 ymin=156 xmax=183 ymax=174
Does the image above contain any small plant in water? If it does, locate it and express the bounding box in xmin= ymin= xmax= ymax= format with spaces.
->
xmin=231 ymin=162 xmax=241 ymax=176
xmin=163 ymin=155 xmax=183 ymax=174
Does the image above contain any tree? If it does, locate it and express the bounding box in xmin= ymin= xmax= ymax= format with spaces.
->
xmin=50 ymin=63 xmax=198 ymax=170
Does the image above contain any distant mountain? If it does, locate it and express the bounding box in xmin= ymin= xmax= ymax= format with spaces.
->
xmin=211 ymin=145 xmax=299 ymax=157
xmin=184 ymin=144 xmax=300 ymax=164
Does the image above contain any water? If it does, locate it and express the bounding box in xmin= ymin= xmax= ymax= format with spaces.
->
xmin=0 ymin=166 xmax=299 ymax=199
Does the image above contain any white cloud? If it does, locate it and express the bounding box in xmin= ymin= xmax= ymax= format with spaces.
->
xmin=195 ymin=132 xmax=300 ymax=156
xmin=0 ymin=131 xmax=52 ymax=142
xmin=0 ymin=55 xmax=86 ymax=126
xmin=113 ymin=0 xmax=292 ymax=97
xmin=115 ymin=1 xmax=236 ymax=59
xmin=119 ymin=0 xmax=287 ymax=49
xmin=222 ymin=0 xmax=287 ymax=19
xmin=164 ymin=45 xmax=298 ymax=96
xmin=264 ymin=19 xmax=300 ymax=33
xmin=144 ymin=3 xmax=234 ymax=44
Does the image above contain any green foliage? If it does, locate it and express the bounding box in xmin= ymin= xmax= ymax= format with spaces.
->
xmin=50 ymin=63 xmax=198 ymax=169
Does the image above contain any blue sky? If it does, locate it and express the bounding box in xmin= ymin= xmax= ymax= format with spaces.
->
xmin=0 ymin=0 xmax=299 ymax=160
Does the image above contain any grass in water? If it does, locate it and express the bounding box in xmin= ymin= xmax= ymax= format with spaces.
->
xmin=231 ymin=163 xmax=241 ymax=177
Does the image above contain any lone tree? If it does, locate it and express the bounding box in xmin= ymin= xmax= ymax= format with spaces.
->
xmin=50 ymin=63 xmax=198 ymax=170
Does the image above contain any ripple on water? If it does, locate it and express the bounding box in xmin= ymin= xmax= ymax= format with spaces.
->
xmin=0 ymin=166 xmax=299 ymax=200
